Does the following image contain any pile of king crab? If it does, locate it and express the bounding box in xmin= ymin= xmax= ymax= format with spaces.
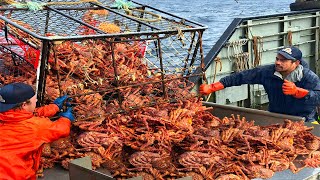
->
xmin=37 ymin=104 xmax=320 ymax=180
xmin=0 ymin=22 xmax=320 ymax=179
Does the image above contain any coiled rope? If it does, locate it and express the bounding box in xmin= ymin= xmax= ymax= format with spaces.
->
xmin=227 ymin=39 xmax=248 ymax=72
xmin=252 ymin=36 xmax=263 ymax=67
xmin=213 ymin=56 xmax=222 ymax=82
xmin=287 ymin=30 xmax=293 ymax=46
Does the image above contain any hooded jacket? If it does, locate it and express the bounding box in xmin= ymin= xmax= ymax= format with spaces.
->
xmin=0 ymin=104 xmax=71 ymax=180
xmin=219 ymin=64 xmax=320 ymax=121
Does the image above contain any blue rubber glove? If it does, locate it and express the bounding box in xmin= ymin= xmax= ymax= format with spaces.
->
xmin=53 ymin=95 xmax=69 ymax=110
xmin=59 ymin=107 xmax=75 ymax=122
xmin=65 ymin=98 xmax=73 ymax=107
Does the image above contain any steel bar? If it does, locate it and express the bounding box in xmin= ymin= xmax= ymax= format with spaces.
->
xmin=37 ymin=40 xmax=50 ymax=105
xmin=156 ymin=36 xmax=166 ymax=97
xmin=203 ymin=102 xmax=305 ymax=124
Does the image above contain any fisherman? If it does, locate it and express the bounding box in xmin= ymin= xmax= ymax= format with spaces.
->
xmin=200 ymin=46 xmax=320 ymax=122
xmin=0 ymin=82 xmax=75 ymax=179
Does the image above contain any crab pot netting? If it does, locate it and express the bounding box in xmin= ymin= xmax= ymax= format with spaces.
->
xmin=47 ymin=34 xmax=203 ymax=120
xmin=0 ymin=3 xmax=206 ymax=119
xmin=0 ymin=34 xmax=37 ymax=86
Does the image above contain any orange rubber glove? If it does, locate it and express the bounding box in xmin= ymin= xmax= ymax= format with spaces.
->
xmin=199 ymin=82 xmax=225 ymax=95
xmin=282 ymin=79 xmax=309 ymax=98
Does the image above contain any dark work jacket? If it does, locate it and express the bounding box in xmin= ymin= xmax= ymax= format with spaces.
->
xmin=219 ymin=64 xmax=320 ymax=121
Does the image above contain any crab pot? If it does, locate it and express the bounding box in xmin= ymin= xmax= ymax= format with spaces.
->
xmin=45 ymin=34 xmax=204 ymax=121
xmin=0 ymin=2 xmax=209 ymax=180
xmin=0 ymin=1 xmax=207 ymax=119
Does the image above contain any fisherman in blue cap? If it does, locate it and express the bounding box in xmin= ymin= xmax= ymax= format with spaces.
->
xmin=200 ymin=46 xmax=320 ymax=122
xmin=0 ymin=82 xmax=75 ymax=179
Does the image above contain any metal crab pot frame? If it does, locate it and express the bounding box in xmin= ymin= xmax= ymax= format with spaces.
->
xmin=0 ymin=1 xmax=207 ymax=117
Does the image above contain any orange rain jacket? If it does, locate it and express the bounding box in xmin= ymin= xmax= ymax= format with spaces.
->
xmin=0 ymin=104 xmax=71 ymax=180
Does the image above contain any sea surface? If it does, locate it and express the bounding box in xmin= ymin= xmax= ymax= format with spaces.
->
xmin=135 ymin=0 xmax=293 ymax=54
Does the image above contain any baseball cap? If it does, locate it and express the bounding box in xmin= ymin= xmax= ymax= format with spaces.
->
xmin=277 ymin=46 xmax=302 ymax=61
xmin=0 ymin=82 xmax=35 ymax=112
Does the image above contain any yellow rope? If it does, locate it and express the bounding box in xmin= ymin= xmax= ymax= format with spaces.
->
xmin=176 ymin=27 xmax=186 ymax=46
xmin=46 ymin=0 xmax=102 ymax=6
xmin=3 ymin=0 xmax=16 ymax=4
xmin=203 ymin=56 xmax=222 ymax=102
xmin=124 ymin=8 xmax=162 ymax=22
xmin=252 ymin=36 xmax=263 ymax=67
xmin=213 ymin=56 xmax=222 ymax=82
xmin=287 ymin=30 xmax=293 ymax=46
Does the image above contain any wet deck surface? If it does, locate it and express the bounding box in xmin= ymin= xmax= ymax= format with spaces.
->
xmin=42 ymin=165 xmax=320 ymax=180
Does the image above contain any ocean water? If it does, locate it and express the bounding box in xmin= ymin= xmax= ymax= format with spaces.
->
xmin=135 ymin=0 xmax=293 ymax=54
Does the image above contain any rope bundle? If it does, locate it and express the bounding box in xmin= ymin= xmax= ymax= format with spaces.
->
xmin=226 ymin=39 xmax=249 ymax=72
xmin=252 ymin=36 xmax=263 ymax=68
xmin=287 ymin=31 xmax=293 ymax=46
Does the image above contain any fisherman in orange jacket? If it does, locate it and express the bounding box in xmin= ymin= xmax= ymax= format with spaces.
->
xmin=0 ymin=82 xmax=75 ymax=180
